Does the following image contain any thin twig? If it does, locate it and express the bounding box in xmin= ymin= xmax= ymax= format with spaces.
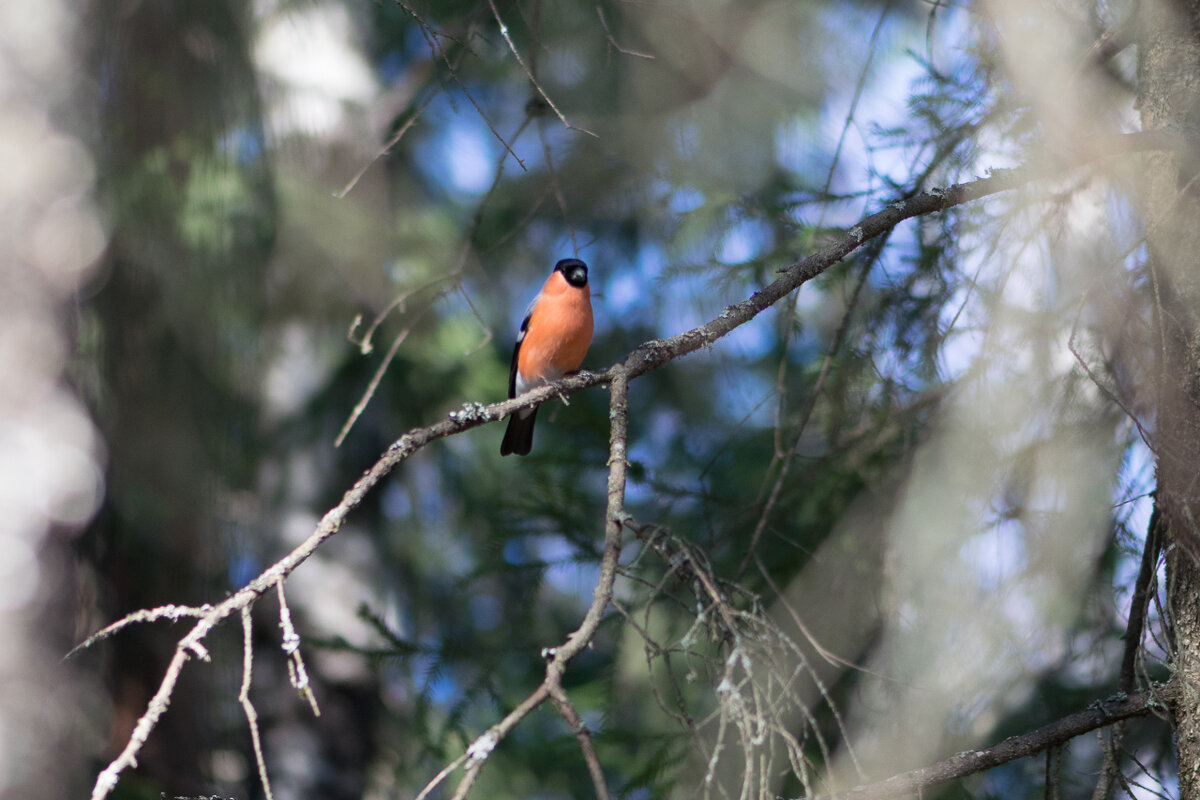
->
xmin=337 ymin=3 xmax=487 ymax=197
xmin=1046 ymin=744 xmax=1061 ymax=800
xmin=488 ymin=0 xmax=598 ymax=137
xmin=239 ymin=606 xmax=275 ymax=800
xmin=766 ymin=0 xmax=891 ymax=473
xmin=1070 ymin=6 xmax=1138 ymax=84
xmin=66 ymin=603 xmax=210 ymax=660
xmin=537 ymin=118 xmax=579 ymax=253
xmin=401 ymin=0 xmax=527 ymax=170
xmin=741 ymin=238 xmax=881 ymax=577
xmin=348 ymin=275 xmax=454 ymax=356
xmin=752 ymin=551 xmax=886 ymax=679
xmin=595 ymin=5 xmax=654 ymax=59
xmin=278 ymin=581 xmax=320 ymax=716
xmin=623 ymin=520 xmax=865 ymax=791
xmin=87 ymin=429 xmax=413 ymax=799
xmin=447 ymin=683 xmax=552 ymax=800
xmin=340 ymin=102 xmax=533 ymax=430
xmin=335 ymin=293 xmax=443 ymax=447
xmin=1068 ymin=292 xmax=1154 ymax=451
xmin=336 ymin=89 xmax=439 ymax=199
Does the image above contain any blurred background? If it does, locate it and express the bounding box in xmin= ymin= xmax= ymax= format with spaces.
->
xmin=2 ymin=0 xmax=1171 ymax=798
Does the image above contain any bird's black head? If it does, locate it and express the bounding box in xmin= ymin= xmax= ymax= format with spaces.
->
xmin=556 ymin=258 xmax=589 ymax=288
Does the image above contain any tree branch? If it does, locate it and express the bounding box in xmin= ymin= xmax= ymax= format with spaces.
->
xmin=82 ymin=135 xmax=1174 ymax=799
xmin=547 ymin=669 xmax=610 ymax=800
xmin=445 ymin=367 xmax=631 ymax=799
xmin=810 ymin=686 xmax=1171 ymax=800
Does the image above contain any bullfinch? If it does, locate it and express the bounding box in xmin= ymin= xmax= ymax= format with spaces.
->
xmin=500 ymin=258 xmax=594 ymax=456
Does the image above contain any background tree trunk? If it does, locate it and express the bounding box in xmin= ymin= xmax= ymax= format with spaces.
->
xmin=1139 ymin=0 xmax=1200 ymax=795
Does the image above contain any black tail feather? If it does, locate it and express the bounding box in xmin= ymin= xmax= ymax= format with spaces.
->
xmin=500 ymin=408 xmax=538 ymax=456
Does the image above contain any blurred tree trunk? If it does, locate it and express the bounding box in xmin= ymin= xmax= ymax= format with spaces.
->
xmin=85 ymin=2 xmax=270 ymax=792
xmin=1139 ymin=0 xmax=1200 ymax=794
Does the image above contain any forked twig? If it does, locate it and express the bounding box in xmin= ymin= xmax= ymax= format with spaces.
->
xmin=595 ymin=5 xmax=654 ymax=59
xmin=488 ymin=0 xmax=598 ymax=138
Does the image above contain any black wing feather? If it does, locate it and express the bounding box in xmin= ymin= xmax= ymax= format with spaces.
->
xmin=501 ymin=313 xmax=537 ymax=456
xmin=508 ymin=312 xmax=531 ymax=399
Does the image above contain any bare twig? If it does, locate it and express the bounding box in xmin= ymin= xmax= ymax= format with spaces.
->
xmin=558 ymin=366 xmax=632 ymax=800
xmin=446 ymin=684 xmax=551 ymax=800
xmin=766 ymin=0 xmax=891 ymax=471
xmin=65 ymin=603 xmax=209 ymax=660
xmin=595 ymin=5 xmax=654 ymax=59
xmin=348 ymin=274 xmax=454 ymax=357
xmin=339 ymin=104 xmax=541 ymax=439
xmin=1068 ymin=294 xmax=1154 ymax=451
xmin=335 ymin=291 xmax=444 ymax=447
xmin=537 ymin=118 xmax=580 ymax=253
xmin=336 ymin=88 xmax=439 ymax=199
xmin=488 ymin=0 xmax=598 ymax=137
xmin=621 ymin=520 xmax=864 ymax=793
xmin=277 ymin=581 xmax=320 ymax=716
xmin=336 ymin=3 xmax=487 ymax=197
xmin=87 ymin=429 xmax=420 ymax=799
xmin=752 ymin=551 xmax=883 ymax=677
xmin=400 ymin=0 xmax=527 ymax=171
xmin=239 ymin=606 xmax=275 ymax=800
xmin=742 ymin=238 xmax=881 ymax=577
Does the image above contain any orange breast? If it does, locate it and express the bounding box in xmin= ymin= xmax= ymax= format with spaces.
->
xmin=518 ymin=273 xmax=593 ymax=383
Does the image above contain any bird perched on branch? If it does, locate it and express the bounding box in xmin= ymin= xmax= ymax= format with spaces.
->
xmin=500 ymin=258 xmax=594 ymax=456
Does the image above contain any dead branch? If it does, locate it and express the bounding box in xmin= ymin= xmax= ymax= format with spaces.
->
xmin=809 ymin=685 xmax=1170 ymax=800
